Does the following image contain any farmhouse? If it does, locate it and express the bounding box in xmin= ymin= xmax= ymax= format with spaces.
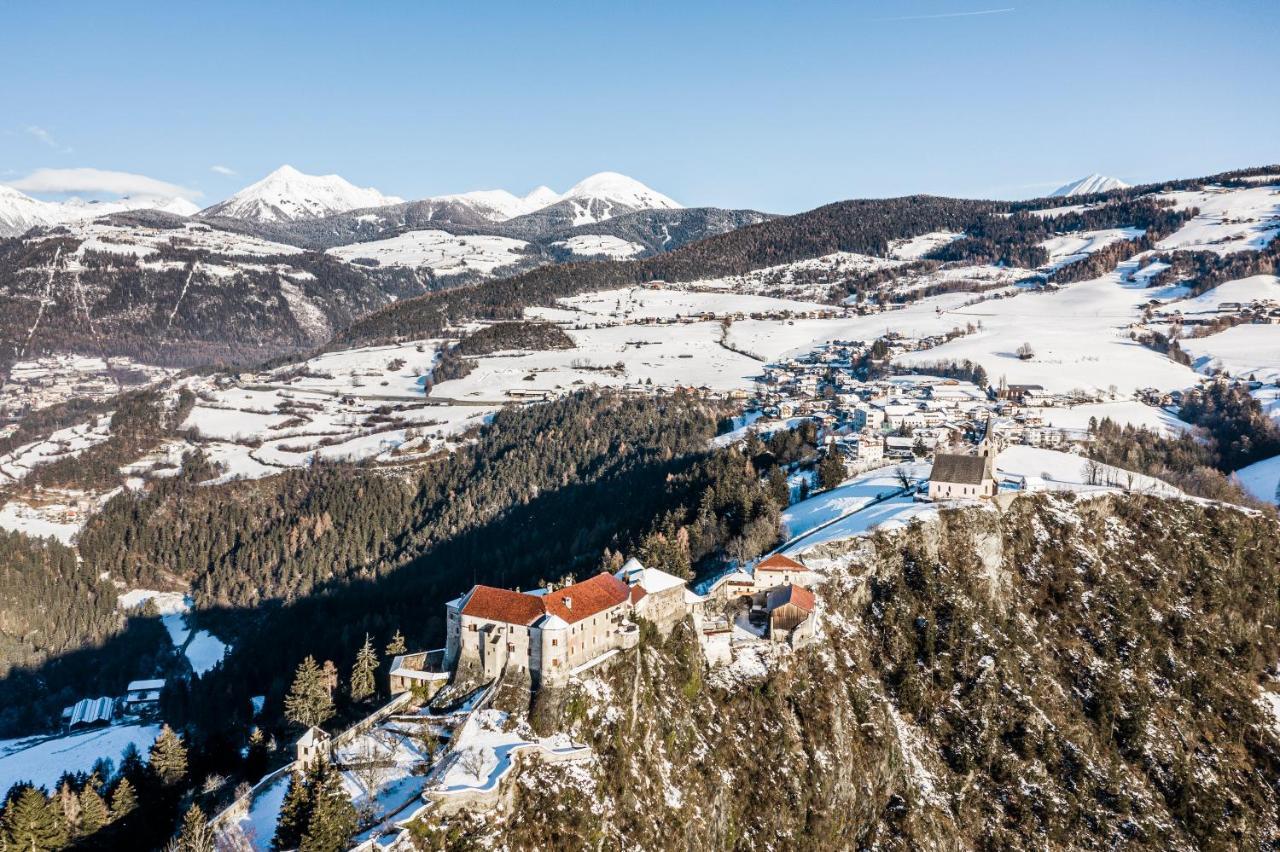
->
xmin=752 ymin=553 xmax=814 ymax=593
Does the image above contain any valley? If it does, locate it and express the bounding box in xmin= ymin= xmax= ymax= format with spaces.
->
xmin=1 ymin=161 xmax=1279 ymax=851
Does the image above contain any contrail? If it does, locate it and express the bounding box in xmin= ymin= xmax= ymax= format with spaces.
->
xmin=876 ymin=7 xmax=1015 ymax=22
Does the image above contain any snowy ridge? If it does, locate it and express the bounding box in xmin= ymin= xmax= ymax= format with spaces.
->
xmin=1051 ymin=174 xmax=1130 ymax=197
xmin=0 ymin=185 xmax=199 ymax=237
xmin=424 ymin=171 xmax=680 ymax=224
xmin=199 ymin=165 xmax=403 ymax=222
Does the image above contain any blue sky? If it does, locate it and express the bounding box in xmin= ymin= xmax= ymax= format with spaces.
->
xmin=1 ymin=0 xmax=1276 ymax=212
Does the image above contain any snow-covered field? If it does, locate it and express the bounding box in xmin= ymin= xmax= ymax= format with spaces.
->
xmin=1181 ymin=324 xmax=1280 ymax=384
xmin=431 ymin=322 xmax=764 ymax=399
xmin=887 ymin=231 xmax=963 ymax=260
xmin=1038 ymin=227 xmax=1143 ymax=272
xmin=1166 ymin=274 xmax=1280 ymax=315
xmin=996 ymin=445 xmax=1180 ymax=496
xmin=1235 ymin=455 xmax=1280 ymax=504
xmin=539 ymin=285 xmax=834 ymax=325
xmin=781 ymin=463 xmax=929 ymax=539
xmin=679 ymin=251 xmax=906 ymax=300
xmin=327 ymin=230 xmax=529 ymax=276
xmin=1034 ymin=400 xmax=1189 ymax=436
xmin=0 ymin=724 xmax=161 ymax=792
xmin=1155 ymin=185 xmax=1280 ymax=255
xmin=552 ymin=234 xmax=645 ymax=258
xmin=895 ymin=267 xmax=1199 ymax=395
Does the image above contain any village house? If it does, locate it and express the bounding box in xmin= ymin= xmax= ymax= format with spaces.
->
xmin=752 ymin=553 xmax=814 ymax=593
xmin=122 ymin=679 xmax=165 ymax=717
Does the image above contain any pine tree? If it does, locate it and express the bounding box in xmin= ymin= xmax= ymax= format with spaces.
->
xmin=175 ymin=804 xmax=214 ymax=852
xmin=0 ymin=786 xmax=70 ymax=851
xmin=272 ymin=770 xmax=312 ymax=851
xmin=818 ymin=451 xmax=846 ymax=491
xmin=384 ymin=630 xmax=406 ymax=657
xmin=766 ymin=466 xmax=790 ymax=507
xmin=77 ymin=786 xmax=110 ymax=836
xmin=298 ymin=762 xmax=357 ymax=852
xmin=285 ymin=656 xmax=334 ymax=728
xmin=109 ymin=777 xmax=138 ymax=821
xmin=149 ymin=724 xmax=189 ymax=786
xmin=349 ymin=634 xmax=378 ymax=703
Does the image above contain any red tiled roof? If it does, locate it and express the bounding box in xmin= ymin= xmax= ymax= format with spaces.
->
xmin=766 ymin=584 xmax=815 ymax=613
xmin=756 ymin=553 xmax=805 ymax=572
xmin=630 ymin=585 xmax=647 ymax=604
xmin=545 ymin=573 xmax=631 ymax=624
xmin=461 ymin=586 xmax=546 ymax=625
xmin=462 ymin=573 xmax=631 ymax=627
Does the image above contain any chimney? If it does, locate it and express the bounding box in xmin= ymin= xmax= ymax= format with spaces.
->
xmin=563 ymin=596 xmax=573 ymax=611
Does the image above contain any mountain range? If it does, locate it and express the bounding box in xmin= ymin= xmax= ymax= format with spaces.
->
xmin=0 ymin=185 xmax=200 ymax=238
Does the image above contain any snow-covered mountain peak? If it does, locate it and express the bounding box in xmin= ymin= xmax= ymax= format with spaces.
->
xmin=200 ymin=166 xmax=403 ymax=222
xmin=1051 ymin=174 xmax=1131 ymax=197
xmin=0 ymin=185 xmax=200 ymax=237
xmin=562 ymin=171 xmax=681 ymax=210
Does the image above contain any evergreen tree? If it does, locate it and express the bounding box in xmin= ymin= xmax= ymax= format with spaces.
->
xmin=349 ymin=634 xmax=378 ymax=703
xmin=818 ymin=452 xmax=846 ymax=491
xmin=272 ymin=770 xmax=312 ymax=852
xmin=149 ymin=724 xmax=188 ymax=787
xmin=299 ymin=762 xmax=357 ymax=852
xmin=766 ymin=466 xmax=790 ymax=507
xmin=77 ymin=785 xmax=110 ymax=836
xmin=0 ymin=785 xmax=69 ymax=851
xmin=109 ymin=777 xmax=138 ymax=821
xmin=285 ymin=656 xmax=334 ymax=729
xmin=384 ymin=630 xmax=406 ymax=657
xmin=175 ymin=804 xmax=214 ymax=852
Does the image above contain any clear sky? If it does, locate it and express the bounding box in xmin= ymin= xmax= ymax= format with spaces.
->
xmin=1 ymin=0 xmax=1276 ymax=212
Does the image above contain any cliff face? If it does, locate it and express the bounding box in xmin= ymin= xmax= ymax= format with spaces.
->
xmin=408 ymin=494 xmax=1280 ymax=851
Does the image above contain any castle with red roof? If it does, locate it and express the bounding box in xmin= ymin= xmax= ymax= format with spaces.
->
xmin=442 ymin=560 xmax=704 ymax=688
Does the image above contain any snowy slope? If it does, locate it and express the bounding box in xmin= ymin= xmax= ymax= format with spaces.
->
xmin=1051 ymin=174 xmax=1130 ymax=197
xmin=199 ymin=165 xmax=403 ymax=222
xmin=1235 ymin=455 xmax=1280 ymax=504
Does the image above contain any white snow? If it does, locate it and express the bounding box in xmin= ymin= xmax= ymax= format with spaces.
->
xmin=1038 ymin=227 xmax=1144 ymax=272
xmin=995 ymin=445 xmax=1180 ymax=496
xmin=1051 ymin=174 xmax=1130 ymax=197
xmin=200 ymin=165 xmax=402 ymax=222
xmin=552 ymin=234 xmax=646 ymax=258
xmin=1181 ymin=324 xmax=1280 ymax=384
xmin=184 ymin=631 xmax=229 ymax=676
xmin=0 ymin=724 xmax=161 ymax=792
xmin=1153 ymin=185 xmax=1280 ymax=255
xmin=221 ymin=769 xmax=290 ymax=851
xmin=0 ymin=185 xmax=197 ymax=238
xmin=1236 ymin=455 xmax=1280 ymax=504
xmin=1168 ymin=275 xmax=1280 ymax=315
xmin=781 ymin=463 xmax=928 ymax=539
xmin=327 ymin=230 xmax=529 ymax=276
xmin=887 ymin=231 xmax=963 ymax=260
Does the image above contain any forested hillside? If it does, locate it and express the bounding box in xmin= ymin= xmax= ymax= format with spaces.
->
xmin=431 ymin=494 xmax=1280 ymax=850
